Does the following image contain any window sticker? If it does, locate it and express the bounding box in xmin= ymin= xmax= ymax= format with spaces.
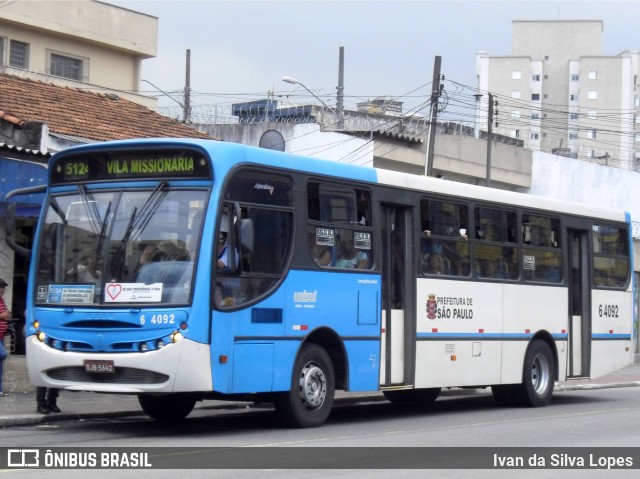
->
xmin=104 ymin=283 xmax=163 ymax=303
xmin=316 ymin=227 xmax=335 ymax=247
xmin=45 ymin=285 xmax=95 ymax=304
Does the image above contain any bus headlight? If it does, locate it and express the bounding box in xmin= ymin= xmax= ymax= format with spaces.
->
xmin=37 ymin=331 xmax=46 ymax=342
xmin=171 ymin=331 xmax=183 ymax=343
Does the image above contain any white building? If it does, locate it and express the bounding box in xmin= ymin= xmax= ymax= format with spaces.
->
xmin=477 ymin=20 xmax=640 ymax=171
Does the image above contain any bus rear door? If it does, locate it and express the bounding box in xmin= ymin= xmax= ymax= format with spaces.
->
xmin=379 ymin=205 xmax=416 ymax=387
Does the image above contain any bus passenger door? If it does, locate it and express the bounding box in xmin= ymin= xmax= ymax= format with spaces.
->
xmin=379 ymin=205 xmax=415 ymax=387
xmin=567 ymin=229 xmax=591 ymax=378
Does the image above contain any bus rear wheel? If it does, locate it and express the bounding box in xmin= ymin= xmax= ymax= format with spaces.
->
xmin=138 ymin=394 xmax=196 ymax=422
xmin=383 ymin=388 xmax=441 ymax=404
xmin=275 ymin=343 xmax=335 ymax=428
xmin=513 ymin=339 xmax=555 ymax=407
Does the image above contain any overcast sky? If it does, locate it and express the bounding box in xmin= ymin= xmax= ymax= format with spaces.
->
xmin=110 ymin=1 xmax=640 ymax=121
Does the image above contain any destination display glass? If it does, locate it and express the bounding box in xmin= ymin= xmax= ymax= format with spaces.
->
xmin=50 ymin=148 xmax=212 ymax=184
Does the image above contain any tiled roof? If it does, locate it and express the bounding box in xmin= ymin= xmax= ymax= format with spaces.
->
xmin=0 ymin=74 xmax=212 ymax=141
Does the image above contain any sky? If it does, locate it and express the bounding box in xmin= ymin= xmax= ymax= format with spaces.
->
xmin=109 ymin=0 xmax=640 ymax=122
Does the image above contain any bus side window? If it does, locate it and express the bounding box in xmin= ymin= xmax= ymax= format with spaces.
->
xmin=592 ymin=224 xmax=629 ymax=288
xmin=420 ymin=198 xmax=470 ymax=277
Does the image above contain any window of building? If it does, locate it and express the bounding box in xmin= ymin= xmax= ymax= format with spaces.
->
xmin=49 ymin=52 xmax=86 ymax=82
xmin=571 ymin=74 xmax=580 ymax=81
xmin=512 ymin=71 xmax=522 ymax=80
xmin=511 ymin=110 xmax=520 ymax=118
xmin=588 ymin=90 xmax=598 ymax=100
xmin=588 ymin=110 xmax=598 ymax=119
xmin=510 ymin=130 xmax=520 ymax=138
xmin=522 ymin=214 xmax=561 ymax=283
xmin=531 ymin=112 xmax=541 ymax=120
xmin=588 ymin=70 xmax=598 ymax=80
xmin=420 ymin=199 xmax=470 ymax=277
xmin=587 ymin=149 xmax=595 ymax=159
xmin=569 ymin=132 xmax=579 ymax=140
xmin=635 ymin=133 xmax=640 ymax=143
xmin=588 ymin=129 xmax=597 ymax=139
xmin=530 ymin=132 xmax=539 ymax=140
xmin=635 ymin=114 xmax=640 ymax=124
xmin=532 ymin=74 xmax=541 ymax=81
xmin=531 ymin=93 xmax=540 ymax=101
xmin=9 ymin=40 xmax=28 ymax=68
xmin=0 ymin=37 xmax=4 ymax=66
xmin=511 ymin=91 xmax=521 ymax=99
xmin=569 ymin=113 xmax=579 ymax=120
xmin=570 ymin=94 xmax=579 ymax=101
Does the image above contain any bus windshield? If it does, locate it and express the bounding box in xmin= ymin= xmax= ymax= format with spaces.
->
xmin=35 ymin=185 xmax=208 ymax=306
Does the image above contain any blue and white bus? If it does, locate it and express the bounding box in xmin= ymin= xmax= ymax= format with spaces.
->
xmin=6 ymin=138 xmax=634 ymax=427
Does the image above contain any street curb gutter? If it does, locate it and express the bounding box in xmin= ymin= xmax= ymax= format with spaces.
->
xmin=1 ymin=381 xmax=638 ymax=429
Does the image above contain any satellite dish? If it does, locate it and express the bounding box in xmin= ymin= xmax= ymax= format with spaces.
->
xmin=259 ymin=130 xmax=285 ymax=152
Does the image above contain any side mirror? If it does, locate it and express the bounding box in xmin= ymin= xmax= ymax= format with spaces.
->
xmin=3 ymin=185 xmax=45 ymax=259
xmin=4 ymin=203 xmax=30 ymax=258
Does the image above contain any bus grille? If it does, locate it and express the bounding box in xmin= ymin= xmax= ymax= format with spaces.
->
xmin=46 ymin=367 xmax=169 ymax=385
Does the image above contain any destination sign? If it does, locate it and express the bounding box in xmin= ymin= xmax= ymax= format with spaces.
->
xmin=50 ymin=148 xmax=212 ymax=184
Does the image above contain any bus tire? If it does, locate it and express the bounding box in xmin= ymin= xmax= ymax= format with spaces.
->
xmin=275 ymin=343 xmax=335 ymax=428
xmin=383 ymin=388 xmax=441 ymax=404
xmin=513 ymin=340 xmax=555 ymax=407
xmin=138 ymin=394 xmax=196 ymax=422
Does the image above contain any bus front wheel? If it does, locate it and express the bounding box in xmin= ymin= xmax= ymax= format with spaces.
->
xmin=513 ymin=339 xmax=555 ymax=407
xmin=275 ymin=343 xmax=335 ymax=428
xmin=138 ymin=394 xmax=196 ymax=422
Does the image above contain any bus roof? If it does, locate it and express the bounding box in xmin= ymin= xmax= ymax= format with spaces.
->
xmin=54 ymin=138 xmax=628 ymax=223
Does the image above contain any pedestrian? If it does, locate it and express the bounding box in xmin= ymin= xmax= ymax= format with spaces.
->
xmin=0 ymin=278 xmax=10 ymax=397
xmin=36 ymin=387 xmax=61 ymax=414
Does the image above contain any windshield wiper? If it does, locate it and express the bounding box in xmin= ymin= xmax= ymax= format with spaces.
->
xmin=110 ymin=181 xmax=167 ymax=280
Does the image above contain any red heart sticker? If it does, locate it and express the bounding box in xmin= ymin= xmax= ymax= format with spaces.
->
xmin=107 ymin=283 xmax=122 ymax=300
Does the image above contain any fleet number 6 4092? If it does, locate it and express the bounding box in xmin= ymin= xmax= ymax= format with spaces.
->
xmin=140 ymin=314 xmax=176 ymax=325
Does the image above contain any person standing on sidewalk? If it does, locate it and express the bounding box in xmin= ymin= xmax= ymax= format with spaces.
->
xmin=36 ymin=387 xmax=61 ymax=414
xmin=0 ymin=278 xmax=10 ymax=397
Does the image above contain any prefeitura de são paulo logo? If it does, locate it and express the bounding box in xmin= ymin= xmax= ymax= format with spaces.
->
xmin=426 ymin=293 xmax=437 ymax=320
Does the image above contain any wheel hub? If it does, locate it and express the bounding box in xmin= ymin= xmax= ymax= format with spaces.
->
xmin=299 ymin=362 xmax=327 ymax=410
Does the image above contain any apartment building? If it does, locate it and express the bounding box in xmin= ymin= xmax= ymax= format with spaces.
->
xmin=0 ymin=0 xmax=157 ymax=107
xmin=477 ymin=20 xmax=640 ymax=171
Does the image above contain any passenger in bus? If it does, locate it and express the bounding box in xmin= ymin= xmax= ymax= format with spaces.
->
xmin=215 ymin=282 xmax=235 ymax=307
xmin=135 ymin=242 xmax=189 ymax=272
xmin=216 ymin=233 xmax=239 ymax=271
xmin=423 ymin=253 xmax=449 ymax=275
xmin=335 ymin=236 xmax=368 ymax=269
xmin=480 ymin=259 xmax=509 ymax=279
xmin=72 ymin=256 xmax=101 ymax=282
xmin=308 ymin=232 xmax=332 ymax=266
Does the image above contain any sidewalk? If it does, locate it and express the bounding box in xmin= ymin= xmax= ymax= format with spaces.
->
xmin=1 ymin=353 xmax=638 ymax=428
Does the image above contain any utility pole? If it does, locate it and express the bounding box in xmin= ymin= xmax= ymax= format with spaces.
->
xmin=336 ymin=46 xmax=345 ymax=129
xmin=183 ymin=49 xmax=191 ymax=123
xmin=485 ymin=92 xmax=494 ymax=187
xmin=425 ymin=55 xmax=442 ymax=177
